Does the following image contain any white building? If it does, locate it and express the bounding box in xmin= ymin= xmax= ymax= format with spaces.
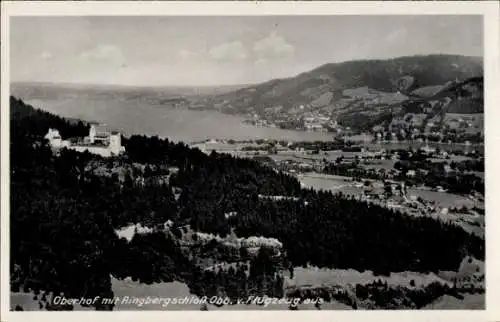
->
xmin=420 ymin=144 xmax=436 ymax=154
xmin=44 ymin=129 xmax=71 ymax=148
xmin=406 ymin=170 xmax=416 ymax=177
xmin=45 ymin=124 xmax=125 ymax=158
xmin=115 ymin=223 xmax=153 ymax=242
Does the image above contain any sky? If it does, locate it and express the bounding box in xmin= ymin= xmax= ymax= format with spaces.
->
xmin=10 ymin=15 xmax=483 ymax=87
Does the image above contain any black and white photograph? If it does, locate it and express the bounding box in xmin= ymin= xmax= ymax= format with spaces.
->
xmin=1 ymin=2 xmax=499 ymax=321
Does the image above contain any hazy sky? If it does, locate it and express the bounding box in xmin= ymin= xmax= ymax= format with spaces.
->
xmin=10 ymin=15 xmax=482 ymax=86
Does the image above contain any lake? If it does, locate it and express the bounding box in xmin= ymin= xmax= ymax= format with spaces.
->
xmin=12 ymin=84 xmax=482 ymax=149
xmin=19 ymin=97 xmax=335 ymax=143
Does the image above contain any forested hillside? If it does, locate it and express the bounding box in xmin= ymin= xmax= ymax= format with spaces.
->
xmin=10 ymin=97 xmax=484 ymax=309
xmin=208 ymin=54 xmax=483 ymax=115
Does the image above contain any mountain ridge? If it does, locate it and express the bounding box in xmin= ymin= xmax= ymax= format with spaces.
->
xmin=209 ymin=54 xmax=482 ymax=111
xmin=203 ymin=54 xmax=483 ymax=132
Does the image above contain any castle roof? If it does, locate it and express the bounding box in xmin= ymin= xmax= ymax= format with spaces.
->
xmin=93 ymin=125 xmax=109 ymax=134
xmin=91 ymin=124 xmax=121 ymax=136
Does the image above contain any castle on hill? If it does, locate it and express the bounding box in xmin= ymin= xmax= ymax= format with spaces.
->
xmin=45 ymin=123 xmax=125 ymax=158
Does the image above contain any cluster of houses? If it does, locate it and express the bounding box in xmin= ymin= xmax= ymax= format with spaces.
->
xmin=276 ymin=160 xmax=314 ymax=173
xmin=372 ymin=109 xmax=481 ymax=144
xmin=244 ymin=108 xmax=341 ymax=133
xmin=359 ymin=180 xmax=452 ymax=218
xmin=303 ymin=115 xmax=333 ymax=132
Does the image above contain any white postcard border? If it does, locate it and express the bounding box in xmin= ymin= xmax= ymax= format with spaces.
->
xmin=1 ymin=2 xmax=499 ymax=322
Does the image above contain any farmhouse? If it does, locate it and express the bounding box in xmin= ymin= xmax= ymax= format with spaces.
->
xmin=406 ymin=169 xmax=416 ymax=177
xmin=45 ymin=123 xmax=125 ymax=158
xmin=420 ymin=144 xmax=436 ymax=155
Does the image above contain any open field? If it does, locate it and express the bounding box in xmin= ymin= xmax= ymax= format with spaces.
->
xmin=288 ymin=256 xmax=483 ymax=290
xmin=422 ymin=294 xmax=484 ymax=309
xmin=362 ymin=159 xmax=397 ymax=171
xmin=407 ymin=188 xmax=480 ymax=209
xmin=271 ymin=151 xmax=360 ymax=162
xmin=428 ymin=156 xmax=474 ymax=163
xmin=285 ymin=267 xmax=453 ymax=289
xmin=111 ymin=277 xmax=199 ymax=310
xmin=10 ymin=290 xmax=94 ymax=311
xmin=111 ymin=277 xmax=349 ymax=310
xmin=297 ymin=173 xmax=356 ymax=193
xmin=283 ymin=256 xmax=484 ymax=310
xmin=365 ymin=141 xmax=482 ymax=152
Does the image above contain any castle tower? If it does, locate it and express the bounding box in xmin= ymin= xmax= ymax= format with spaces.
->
xmin=45 ymin=128 xmax=62 ymax=147
xmin=109 ymin=132 xmax=122 ymax=155
xmin=89 ymin=124 xmax=97 ymax=144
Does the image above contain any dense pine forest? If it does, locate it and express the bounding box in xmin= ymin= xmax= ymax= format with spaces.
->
xmin=10 ymin=96 xmax=484 ymax=309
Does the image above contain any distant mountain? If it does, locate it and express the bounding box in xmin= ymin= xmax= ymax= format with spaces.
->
xmin=11 ymin=82 xmax=248 ymax=103
xmin=206 ymin=54 xmax=483 ymax=119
